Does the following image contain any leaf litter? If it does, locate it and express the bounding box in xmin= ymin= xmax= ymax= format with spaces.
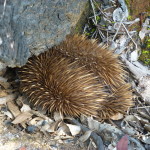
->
xmin=0 ymin=0 xmax=150 ymax=149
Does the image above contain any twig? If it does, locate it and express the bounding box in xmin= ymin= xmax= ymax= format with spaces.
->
xmin=130 ymin=106 xmax=150 ymax=109
xmin=93 ymin=0 xmax=113 ymax=23
xmin=121 ymin=22 xmax=137 ymax=49
xmin=128 ymin=137 xmax=145 ymax=150
xmin=97 ymin=28 xmax=105 ymax=40
xmin=83 ymin=24 xmax=88 ymax=34
xmin=30 ymin=110 xmax=53 ymax=122
xmin=0 ymin=0 xmax=7 ymax=21
xmin=91 ymin=30 xmax=97 ymax=39
xmin=90 ymin=0 xmax=97 ymax=25
xmin=112 ymin=16 xmax=125 ymax=41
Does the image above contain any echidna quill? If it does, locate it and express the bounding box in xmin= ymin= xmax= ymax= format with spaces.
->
xmin=19 ymin=35 xmax=133 ymax=119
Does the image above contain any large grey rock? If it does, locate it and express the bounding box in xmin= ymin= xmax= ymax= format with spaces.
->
xmin=0 ymin=0 xmax=88 ymax=67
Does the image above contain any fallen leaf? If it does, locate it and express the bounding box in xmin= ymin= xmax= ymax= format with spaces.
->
xmin=110 ymin=113 xmax=124 ymax=120
xmin=144 ymin=124 xmax=150 ymax=132
xmin=12 ymin=112 xmax=32 ymax=124
xmin=41 ymin=123 xmax=51 ymax=132
xmin=20 ymin=104 xmax=31 ymax=112
xmin=56 ymin=125 xmax=69 ymax=136
xmin=0 ymin=77 xmax=10 ymax=89
xmin=139 ymin=31 xmax=145 ymax=41
xmin=48 ymin=120 xmax=61 ymax=133
xmin=56 ymin=123 xmax=70 ymax=136
xmin=7 ymin=101 xmax=20 ymax=117
xmin=54 ymin=135 xmax=73 ymax=140
xmin=78 ymin=130 xmax=92 ymax=142
xmin=142 ymin=135 xmax=150 ymax=144
xmin=116 ymin=135 xmax=128 ymax=150
xmin=0 ymin=88 xmax=7 ymax=97
xmin=124 ymin=115 xmax=137 ymax=122
xmin=130 ymin=50 xmax=139 ymax=62
xmin=29 ymin=117 xmax=44 ymax=125
xmin=87 ymin=117 xmax=100 ymax=131
xmin=0 ymin=94 xmax=15 ymax=105
xmin=66 ymin=124 xmax=81 ymax=136
xmin=54 ymin=111 xmax=63 ymax=121
xmin=3 ymin=111 xmax=13 ymax=119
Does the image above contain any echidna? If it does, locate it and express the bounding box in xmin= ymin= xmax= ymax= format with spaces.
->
xmin=19 ymin=35 xmax=133 ymax=119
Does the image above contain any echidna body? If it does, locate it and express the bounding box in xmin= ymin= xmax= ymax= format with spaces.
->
xmin=19 ymin=35 xmax=133 ymax=119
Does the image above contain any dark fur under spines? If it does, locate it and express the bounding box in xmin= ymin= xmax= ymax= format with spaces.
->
xmin=19 ymin=35 xmax=133 ymax=119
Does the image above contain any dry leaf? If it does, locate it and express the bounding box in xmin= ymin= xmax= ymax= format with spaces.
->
xmin=3 ymin=111 xmax=13 ymax=119
xmin=87 ymin=117 xmax=100 ymax=131
xmin=139 ymin=18 xmax=150 ymax=41
xmin=56 ymin=124 xmax=70 ymax=136
xmin=66 ymin=124 xmax=81 ymax=136
xmin=130 ymin=50 xmax=139 ymax=62
xmin=56 ymin=123 xmax=70 ymax=136
xmin=110 ymin=113 xmax=124 ymax=120
xmin=144 ymin=124 xmax=150 ymax=132
xmin=29 ymin=117 xmax=44 ymax=125
xmin=137 ymin=76 xmax=150 ymax=104
xmin=20 ymin=104 xmax=31 ymax=112
xmin=124 ymin=115 xmax=138 ymax=122
xmin=121 ymin=121 xmax=138 ymax=136
xmin=87 ymin=117 xmax=122 ymax=136
xmin=122 ymin=56 xmax=150 ymax=79
xmin=20 ymin=122 xmax=27 ymax=129
xmin=54 ymin=135 xmax=73 ymax=140
xmin=12 ymin=112 xmax=32 ymax=124
xmin=7 ymin=101 xmax=20 ymax=117
xmin=138 ymin=110 xmax=150 ymax=120
xmin=113 ymin=7 xmax=128 ymax=22
xmin=0 ymin=77 xmax=10 ymax=89
xmin=135 ymin=115 xmax=149 ymax=124
xmin=116 ymin=135 xmax=128 ymax=150
xmin=139 ymin=31 xmax=145 ymax=41
xmin=41 ymin=123 xmax=51 ymax=132
xmin=78 ymin=130 xmax=92 ymax=142
xmin=48 ymin=120 xmax=61 ymax=133
xmin=142 ymin=135 xmax=150 ymax=144
xmin=0 ymin=94 xmax=15 ymax=105
xmin=0 ymin=88 xmax=7 ymax=97
xmin=54 ymin=112 xmax=63 ymax=121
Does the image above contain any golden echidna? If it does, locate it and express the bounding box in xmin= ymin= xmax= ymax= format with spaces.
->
xmin=19 ymin=35 xmax=133 ymax=119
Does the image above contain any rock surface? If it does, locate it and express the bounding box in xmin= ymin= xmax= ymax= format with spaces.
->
xmin=0 ymin=0 xmax=88 ymax=67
